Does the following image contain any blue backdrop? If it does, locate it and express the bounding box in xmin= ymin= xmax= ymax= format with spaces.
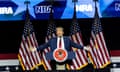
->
xmin=0 ymin=0 xmax=119 ymax=20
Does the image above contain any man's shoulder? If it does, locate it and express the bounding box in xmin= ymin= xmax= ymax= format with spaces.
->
xmin=50 ymin=37 xmax=57 ymax=40
xmin=52 ymin=37 xmax=57 ymax=39
xmin=63 ymin=36 xmax=70 ymax=39
xmin=50 ymin=36 xmax=70 ymax=39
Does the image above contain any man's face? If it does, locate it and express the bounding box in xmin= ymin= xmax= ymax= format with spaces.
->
xmin=56 ymin=27 xmax=64 ymax=37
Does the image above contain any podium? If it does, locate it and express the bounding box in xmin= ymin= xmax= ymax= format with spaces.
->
xmin=45 ymin=49 xmax=75 ymax=70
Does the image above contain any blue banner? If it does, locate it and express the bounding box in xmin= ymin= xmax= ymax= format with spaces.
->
xmin=0 ymin=0 xmax=119 ymax=21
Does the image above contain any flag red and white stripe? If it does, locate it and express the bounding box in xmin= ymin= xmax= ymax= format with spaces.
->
xmin=67 ymin=32 xmax=88 ymax=70
xmin=42 ymin=5 xmax=56 ymax=70
xmin=67 ymin=1 xmax=88 ymax=70
xmin=88 ymin=5 xmax=111 ymax=69
xmin=18 ymin=7 xmax=42 ymax=70
xmin=88 ymin=31 xmax=111 ymax=69
xmin=18 ymin=32 xmax=42 ymax=70
xmin=42 ymin=33 xmax=56 ymax=70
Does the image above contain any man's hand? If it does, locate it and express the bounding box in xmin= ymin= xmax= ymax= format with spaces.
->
xmin=84 ymin=45 xmax=90 ymax=51
xmin=30 ymin=47 xmax=37 ymax=52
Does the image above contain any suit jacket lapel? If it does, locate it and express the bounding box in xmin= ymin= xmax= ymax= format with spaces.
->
xmin=54 ymin=37 xmax=57 ymax=48
xmin=63 ymin=37 xmax=66 ymax=49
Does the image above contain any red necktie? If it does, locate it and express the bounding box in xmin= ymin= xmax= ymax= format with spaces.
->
xmin=59 ymin=38 xmax=62 ymax=48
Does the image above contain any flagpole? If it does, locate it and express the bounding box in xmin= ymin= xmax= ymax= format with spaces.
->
xmin=24 ymin=0 xmax=32 ymax=48
xmin=48 ymin=0 xmax=54 ymax=23
xmin=24 ymin=0 xmax=30 ymax=34
xmin=72 ymin=0 xmax=78 ymax=20
xmin=93 ymin=0 xmax=98 ymax=8
xmin=45 ymin=0 xmax=54 ymax=7
xmin=42 ymin=0 xmax=55 ymax=70
xmin=72 ymin=0 xmax=77 ymax=10
xmin=24 ymin=0 xmax=30 ymax=9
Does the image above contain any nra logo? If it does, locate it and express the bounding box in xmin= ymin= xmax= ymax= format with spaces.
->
xmin=0 ymin=7 xmax=13 ymax=14
xmin=76 ymin=4 xmax=93 ymax=12
xmin=115 ymin=3 xmax=120 ymax=11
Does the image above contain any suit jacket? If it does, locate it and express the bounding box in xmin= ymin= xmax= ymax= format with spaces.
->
xmin=37 ymin=36 xmax=83 ymax=51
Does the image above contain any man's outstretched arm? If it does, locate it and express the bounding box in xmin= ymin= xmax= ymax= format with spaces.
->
xmin=30 ymin=40 xmax=50 ymax=52
xmin=70 ymin=39 xmax=90 ymax=51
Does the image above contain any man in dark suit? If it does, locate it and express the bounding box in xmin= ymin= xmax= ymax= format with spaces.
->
xmin=31 ymin=26 xmax=89 ymax=70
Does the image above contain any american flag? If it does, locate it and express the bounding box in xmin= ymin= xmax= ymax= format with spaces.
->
xmin=67 ymin=3 xmax=88 ymax=69
xmin=88 ymin=6 xmax=111 ymax=69
xmin=67 ymin=19 xmax=88 ymax=70
xmin=42 ymin=7 xmax=56 ymax=70
xmin=18 ymin=8 xmax=42 ymax=70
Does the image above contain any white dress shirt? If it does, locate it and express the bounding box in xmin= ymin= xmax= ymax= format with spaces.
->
xmin=57 ymin=37 xmax=65 ymax=49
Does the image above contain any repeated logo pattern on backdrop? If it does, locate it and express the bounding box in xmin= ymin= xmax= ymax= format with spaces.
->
xmin=0 ymin=0 xmax=119 ymax=20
